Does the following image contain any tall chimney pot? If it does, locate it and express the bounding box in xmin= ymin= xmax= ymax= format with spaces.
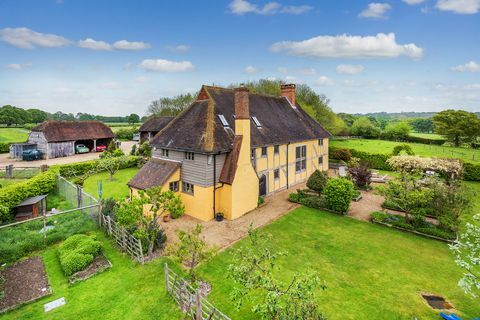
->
xmin=280 ymin=83 xmax=296 ymax=106
xmin=234 ymin=86 xmax=249 ymax=119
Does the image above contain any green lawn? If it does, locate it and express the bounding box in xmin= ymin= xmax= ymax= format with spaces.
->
xmin=0 ymin=128 xmax=29 ymax=143
xmin=2 ymin=232 xmax=182 ymax=320
xmin=197 ymin=207 xmax=480 ymax=320
xmin=331 ymin=139 xmax=480 ymax=163
xmin=0 ymin=178 xmax=26 ymax=188
xmin=410 ymin=132 xmax=445 ymax=140
xmin=82 ymin=168 xmax=139 ymax=200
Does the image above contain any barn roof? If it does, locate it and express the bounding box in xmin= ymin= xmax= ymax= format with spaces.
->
xmin=127 ymin=158 xmax=180 ymax=190
xmin=139 ymin=116 xmax=174 ymax=133
xmin=32 ymin=121 xmax=115 ymax=142
xmin=150 ymin=85 xmax=331 ymax=153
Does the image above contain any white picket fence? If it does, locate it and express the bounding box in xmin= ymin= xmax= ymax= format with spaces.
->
xmin=164 ymin=263 xmax=231 ymax=320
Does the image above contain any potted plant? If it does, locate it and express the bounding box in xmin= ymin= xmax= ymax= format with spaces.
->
xmin=163 ymin=214 xmax=171 ymax=222
xmin=215 ymin=212 xmax=224 ymax=222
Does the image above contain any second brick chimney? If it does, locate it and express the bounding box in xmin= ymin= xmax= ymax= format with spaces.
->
xmin=234 ymin=86 xmax=249 ymax=119
xmin=280 ymin=83 xmax=296 ymax=106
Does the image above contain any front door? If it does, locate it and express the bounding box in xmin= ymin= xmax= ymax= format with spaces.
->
xmin=259 ymin=174 xmax=267 ymax=196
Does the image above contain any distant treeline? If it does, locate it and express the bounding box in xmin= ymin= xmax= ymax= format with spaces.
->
xmin=0 ymin=105 xmax=141 ymax=126
xmin=352 ymin=111 xmax=480 ymax=119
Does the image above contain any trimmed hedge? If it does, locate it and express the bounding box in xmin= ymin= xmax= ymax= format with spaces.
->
xmin=0 ymin=142 xmax=11 ymax=153
xmin=329 ymin=147 xmax=392 ymax=171
xmin=463 ymin=162 xmax=480 ymax=181
xmin=57 ymin=155 xmax=140 ymax=177
xmin=0 ymin=168 xmax=59 ymax=223
xmin=403 ymin=135 xmax=446 ymax=145
xmin=58 ymin=234 xmax=102 ymax=276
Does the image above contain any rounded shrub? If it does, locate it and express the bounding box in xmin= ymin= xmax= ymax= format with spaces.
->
xmin=324 ymin=178 xmax=356 ymax=214
xmin=58 ymin=234 xmax=102 ymax=276
xmin=332 ymin=148 xmax=352 ymax=162
xmin=392 ymin=144 xmax=414 ymax=156
xmin=306 ymin=170 xmax=329 ymax=195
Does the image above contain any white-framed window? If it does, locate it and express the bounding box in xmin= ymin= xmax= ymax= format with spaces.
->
xmin=318 ymin=156 xmax=323 ymax=165
xmin=161 ymin=149 xmax=169 ymax=157
xmin=218 ymin=114 xmax=229 ymax=127
xmin=261 ymin=146 xmax=267 ymax=157
xmin=318 ymin=139 xmax=323 ymax=146
xmin=274 ymin=169 xmax=280 ymax=180
xmin=252 ymin=116 xmax=262 ymax=128
xmin=169 ymin=181 xmax=179 ymax=192
xmin=184 ymin=152 xmax=195 ymax=160
xmin=274 ymin=145 xmax=279 ymax=154
xmin=295 ymin=145 xmax=307 ymax=173
xmin=182 ymin=182 xmax=194 ymax=195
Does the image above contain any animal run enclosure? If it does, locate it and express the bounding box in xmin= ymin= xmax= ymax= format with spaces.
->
xmin=164 ymin=263 xmax=231 ymax=320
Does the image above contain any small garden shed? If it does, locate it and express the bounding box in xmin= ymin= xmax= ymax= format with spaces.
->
xmin=14 ymin=194 xmax=47 ymax=221
xmin=27 ymin=121 xmax=115 ymax=159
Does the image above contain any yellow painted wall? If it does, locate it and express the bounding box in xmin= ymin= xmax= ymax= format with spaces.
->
xmin=253 ymin=138 xmax=329 ymax=194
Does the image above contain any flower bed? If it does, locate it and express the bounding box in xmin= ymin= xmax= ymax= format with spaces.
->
xmin=370 ymin=211 xmax=455 ymax=242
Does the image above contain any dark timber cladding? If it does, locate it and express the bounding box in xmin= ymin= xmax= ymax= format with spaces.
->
xmin=150 ymin=86 xmax=331 ymax=153
xmin=138 ymin=116 xmax=174 ymax=142
xmin=127 ymin=158 xmax=180 ymax=190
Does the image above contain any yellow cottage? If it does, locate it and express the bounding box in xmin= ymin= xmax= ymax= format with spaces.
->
xmin=128 ymin=84 xmax=330 ymax=221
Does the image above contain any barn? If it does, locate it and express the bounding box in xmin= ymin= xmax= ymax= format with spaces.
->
xmin=26 ymin=121 xmax=115 ymax=159
xmin=138 ymin=116 xmax=173 ymax=143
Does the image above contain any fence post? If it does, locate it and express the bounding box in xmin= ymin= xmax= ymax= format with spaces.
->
xmin=76 ymin=185 xmax=83 ymax=208
xmin=6 ymin=164 xmax=13 ymax=179
xmin=195 ymin=290 xmax=202 ymax=320
xmin=122 ymin=229 xmax=127 ymax=250
xmin=107 ymin=215 xmax=112 ymax=235
xmin=164 ymin=263 xmax=169 ymax=292
xmin=138 ymin=238 xmax=144 ymax=264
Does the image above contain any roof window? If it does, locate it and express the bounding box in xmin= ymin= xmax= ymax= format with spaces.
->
xmin=252 ymin=116 xmax=262 ymax=128
xmin=218 ymin=114 xmax=229 ymax=127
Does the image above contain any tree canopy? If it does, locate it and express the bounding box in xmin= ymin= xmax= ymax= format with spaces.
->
xmin=433 ymin=109 xmax=480 ymax=147
xmin=147 ymin=93 xmax=196 ymax=116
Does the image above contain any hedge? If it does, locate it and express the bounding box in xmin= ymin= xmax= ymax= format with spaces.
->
xmin=463 ymin=162 xmax=480 ymax=181
xmin=329 ymin=147 xmax=392 ymax=171
xmin=57 ymin=155 xmax=140 ymax=177
xmin=402 ymin=135 xmax=447 ymax=145
xmin=0 ymin=142 xmax=11 ymax=153
xmin=0 ymin=168 xmax=59 ymax=223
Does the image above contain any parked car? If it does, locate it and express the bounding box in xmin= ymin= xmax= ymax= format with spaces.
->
xmin=22 ymin=149 xmax=43 ymax=161
xmin=95 ymin=144 xmax=107 ymax=152
xmin=75 ymin=144 xmax=90 ymax=154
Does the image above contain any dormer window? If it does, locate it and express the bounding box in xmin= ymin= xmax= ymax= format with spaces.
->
xmin=252 ymin=116 xmax=262 ymax=128
xmin=218 ymin=114 xmax=229 ymax=127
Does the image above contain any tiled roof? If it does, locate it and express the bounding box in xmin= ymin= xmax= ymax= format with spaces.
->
xmin=127 ymin=158 xmax=180 ymax=190
xmin=139 ymin=116 xmax=174 ymax=133
xmin=32 ymin=121 xmax=114 ymax=142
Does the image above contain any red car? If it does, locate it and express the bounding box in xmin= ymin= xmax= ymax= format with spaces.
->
xmin=95 ymin=144 xmax=107 ymax=152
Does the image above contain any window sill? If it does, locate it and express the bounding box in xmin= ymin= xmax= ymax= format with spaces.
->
xmin=182 ymin=192 xmax=194 ymax=196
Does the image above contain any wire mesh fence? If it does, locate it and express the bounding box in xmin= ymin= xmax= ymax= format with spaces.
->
xmin=0 ymin=165 xmax=42 ymax=179
xmin=56 ymin=175 xmax=98 ymax=216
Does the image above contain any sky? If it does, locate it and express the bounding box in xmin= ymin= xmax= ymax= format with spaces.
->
xmin=0 ymin=0 xmax=479 ymax=116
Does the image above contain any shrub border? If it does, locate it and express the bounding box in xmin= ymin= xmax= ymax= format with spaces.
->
xmin=371 ymin=219 xmax=454 ymax=243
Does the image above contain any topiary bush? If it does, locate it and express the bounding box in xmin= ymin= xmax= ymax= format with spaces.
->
xmin=392 ymin=144 xmax=414 ymax=156
xmin=58 ymin=234 xmax=102 ymax=276
xmin=306 ymin=170 xmax=329 ymax=195
xmin=324 ymin=178 xmax=355 ymax=214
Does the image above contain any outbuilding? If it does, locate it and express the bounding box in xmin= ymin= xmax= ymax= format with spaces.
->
xmin=14 ymin=194 xmax=48 ymax=221
xmin=26 ymin=121 xmax=115 ymax=159
xmin=138 ymin=116 xmax=173 ymax=143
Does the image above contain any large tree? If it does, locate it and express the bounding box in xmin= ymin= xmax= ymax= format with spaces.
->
xmin=409 ymin=118 xmax=434 ymax=133
xmin=433 ymin=110 xmax=480 ymax=147
xmin=0 ymin=105 xmax=31 ymax=126
xmin=27 ymin=108 xmax=48 ymax=123
xmin=147 ymin=93 xmax=196 ymax=116
xmin=350 ymin=117 xmax=381 ymax=138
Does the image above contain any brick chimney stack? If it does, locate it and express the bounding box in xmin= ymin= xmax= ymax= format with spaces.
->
xmin=234 ymin=85 xmax=249 ymax=119
xmin=280 ymin=83 xmax=296 ymax=106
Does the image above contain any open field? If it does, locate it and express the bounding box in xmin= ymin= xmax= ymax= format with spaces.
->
xmin=410 ymin=132 xmax=445 ymax=140
xmin=1 ymin=232 xmax=182 ymax=320
xmin=331 ymin=139 xmax=480 ymax=163
xmin=0 ymin=178 xmax=26 ymax=188
xmin=83 ymin=167 xmax=139 ymax=200
xmin=198 ymin=207 xmax=480 ymax=320
xmin=0 ymin=128 xmax=29 ymax=143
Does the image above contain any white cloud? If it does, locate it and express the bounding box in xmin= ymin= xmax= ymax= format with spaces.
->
xmin=315 ymin=76 xmax=334 ymax=86
xmin=435 ymin=0 xmax=480 ymax=14
xmin=166 ymin=45 xmax=191 ymax=53
xmin=78 ymin=38 xmax=112 ymax=50
xmin=244 ymin=66 xmax=258 ymax=74
xmin=139 ymin=59 xmax=195 ymax=72
xmin=270 ymin=33 xmax=423 ymax=59
xmin=0 ymin=27 xmax=70 ymax=49
xmin=451 ymin=61 xmax=480 ymax=72
xmin=403 ymin=0 xmax=425 ymax=4
xmin=299 ymin=68 xmax=316 ymax=75
xmin=5 ymin=63 xmax=31 ymax=70
xmin=123 ymin=63 xmax=134 ymax=70
xmin=358 ymin=3 xmax=392 ymax=19
xmin=277 ymin=67 xmax=288 ymax=74
xmin=113 ymin=40 xmax=150 ymax=50
xmin=229 ymin=0 xmax=311 ymax=15
xmin=336 ymin=64 xmax=365 ymax=74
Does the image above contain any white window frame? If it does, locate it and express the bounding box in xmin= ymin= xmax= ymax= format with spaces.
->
xmin=169 ymin=181 xmax=179 ymax=192
xmin=218 ymin=114 xmax=229 ymax=127
xmin=161 ymin=149 xmax=169 ymax=157
xmin=252 ymin=116 xmax=262 ymax=128
xmin=274 ymin=169 xmax=280 ymax=180
xmin=261 ymin=146 xmax=267 ymax=157
xmin=184 ymin=152 xmax=195 ymax=161
xmin=182 ymin=181 xmax=194 ymax=195
xmin=295 ymin=145 xmax=307 ymax=173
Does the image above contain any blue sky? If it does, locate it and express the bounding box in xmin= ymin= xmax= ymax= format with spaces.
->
xmin=0 ymin=0 xmax=479 ymax=116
